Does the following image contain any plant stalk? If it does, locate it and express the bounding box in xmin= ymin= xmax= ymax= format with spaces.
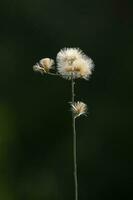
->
xmin=71 ymin=77 xmax=78 ymax=200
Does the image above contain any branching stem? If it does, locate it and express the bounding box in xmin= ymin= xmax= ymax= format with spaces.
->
xmin=47 ymin=72 xmax=60 ymax=76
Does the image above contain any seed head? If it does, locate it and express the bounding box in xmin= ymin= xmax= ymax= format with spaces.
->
xmin=57 ymin=48 xmax=94 ymax=80
xmin=33 ymin=63 xmax=44 ymax=74
xmin=33 ymin=58 xmax=54 ymax=74
xmin=71 ymin=101 xmax=87 ymax=118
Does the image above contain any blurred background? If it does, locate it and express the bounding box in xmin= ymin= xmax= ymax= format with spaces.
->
xmin=0 ymin=0 xmax=132 ymax=199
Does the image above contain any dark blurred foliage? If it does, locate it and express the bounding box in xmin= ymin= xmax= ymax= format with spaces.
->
xmin=0 ymin=0 xmax=132 ymax=199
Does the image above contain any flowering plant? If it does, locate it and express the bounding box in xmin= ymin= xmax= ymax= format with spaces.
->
xmin=33 ymin=48 xmax=94 ymax=200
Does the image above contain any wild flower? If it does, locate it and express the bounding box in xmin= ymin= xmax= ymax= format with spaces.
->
xmin=56 ymin=48 xmax=94 ymax=79
xmin=33 ymin=47 xmax=94 ymax=200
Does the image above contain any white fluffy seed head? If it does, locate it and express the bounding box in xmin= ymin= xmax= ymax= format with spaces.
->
xmin=56 ymin=48 xmax=94 ymax=80
xmin=39 ymin=58 xmax=54 ymax=72
xmin=33 ymin=58 xmax=54 ymax=74
xmin=71 ymin=101 xmax=87 ymax=118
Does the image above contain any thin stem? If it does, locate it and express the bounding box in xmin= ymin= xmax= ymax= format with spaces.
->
xmin=47 ymin=72 xmax=60 ymax=76
xmin=71 ymin=77 xmax=78 ymax=200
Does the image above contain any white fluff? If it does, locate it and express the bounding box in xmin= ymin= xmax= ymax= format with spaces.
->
xmin=56 ymin=48 xmax=94 ymax=80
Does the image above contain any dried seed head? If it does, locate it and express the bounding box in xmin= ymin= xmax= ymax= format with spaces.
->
xmin=33 ymin=63 xmax=44 ymax=74
xmin=39 ymin=58 xmax=54 ymax=73
xmin=33 ymin=58 xmax=54 ymax=74
xmin=57 ymin=48 xmax=94 ymax=80
xmin=71 ymin=101 xmax=87 ymax=118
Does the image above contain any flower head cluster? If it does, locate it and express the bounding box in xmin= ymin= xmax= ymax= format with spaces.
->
xmin=71 ymin=101 xmax=87 ymax=118
xmin=33 ymin=58 xmax=54 ymax=74
xmin=56 ymin=48 xmax=94 ymax=80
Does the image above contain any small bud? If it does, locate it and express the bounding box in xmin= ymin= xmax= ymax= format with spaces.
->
xmin=33 ymin=63 xmax=44 ymax=74
xmin=71 ymin=101 xmax=87 ymax=118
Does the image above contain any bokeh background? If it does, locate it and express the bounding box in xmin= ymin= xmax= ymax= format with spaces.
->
xmin=0 ymin=0 xmax=132 ymax=199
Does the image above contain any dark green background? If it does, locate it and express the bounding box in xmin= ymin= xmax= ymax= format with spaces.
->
xmin=0 ymin=0 xmax=132 ymax=199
